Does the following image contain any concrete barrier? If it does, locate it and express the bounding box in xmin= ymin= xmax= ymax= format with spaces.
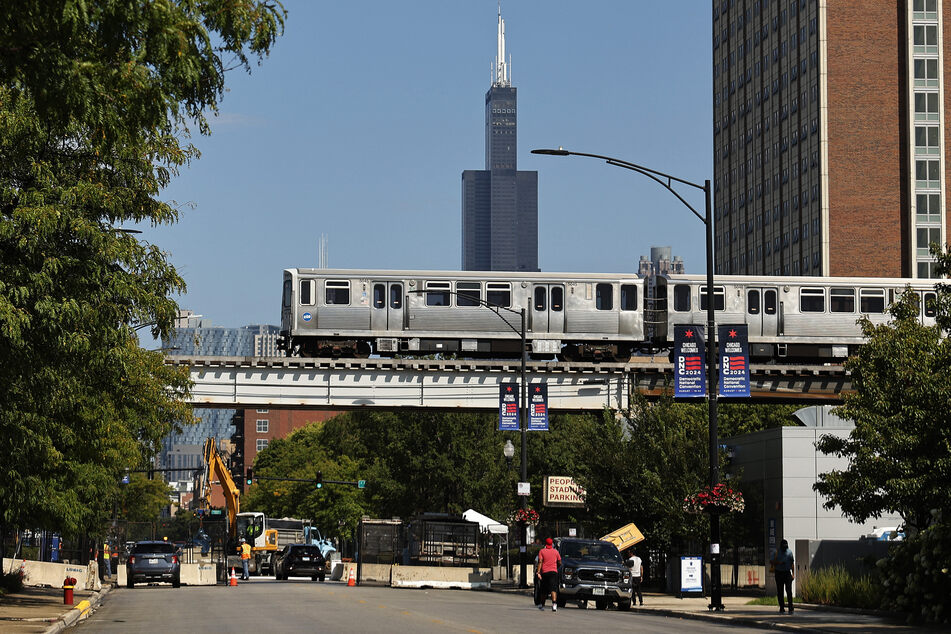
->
xmin=3 ymin=557 xmax=91 ymax=590
xmin=390 ymin=565 xmax=491 ymax=590
xmin=116 ymin=562 xmax=215 ymax=586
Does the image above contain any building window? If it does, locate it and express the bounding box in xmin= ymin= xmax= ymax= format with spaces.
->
xmin=914 ymin=25 xmax=938 ymax=55
xmin=256 ymin=419 xmax=269 ymax=433
xmin=917 ymin=193 xmax=941 ymax=223
xmin=914 ymin=58 xmax=939 ymax=88
xmin=256 ymin=408 xmax=269 ymax=413
xmin=918 ymin=261 xmax=939 ymax=278
xmin=916 ymin=159 xmax=941 ymax=189
xmin=914 ymin=0 xmax=938 ymax=20
xmin=915 ymin=92 xmax=940 ymax=121
xmin=915 ymin=126 xmax=941 ymax=156
xmin=917 ymin=227 xmax=941 ymax=256
xmin=256 ymin=439 xmax=269 ymax=452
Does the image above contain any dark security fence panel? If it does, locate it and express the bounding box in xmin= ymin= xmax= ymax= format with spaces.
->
xmin=358 ymin=519 xmax=403 ymax=565
xmin=407 ymin=514 xmax=478 ymax=566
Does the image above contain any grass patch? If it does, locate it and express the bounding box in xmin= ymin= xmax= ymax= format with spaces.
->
xmin=746 ymin=595 xmax=798 ymax=606
xmin=798 ymin=565 xmax=883 ymax=610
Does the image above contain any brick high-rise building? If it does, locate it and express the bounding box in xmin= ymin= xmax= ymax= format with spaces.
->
xmin=713 ymin=0 xmax=946 ymax=278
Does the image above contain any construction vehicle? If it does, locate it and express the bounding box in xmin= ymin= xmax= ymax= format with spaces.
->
xmin=196 ymin=438 xmax=315 ymax=575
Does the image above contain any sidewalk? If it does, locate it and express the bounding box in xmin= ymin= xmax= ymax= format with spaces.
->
xmin=491 ymin=583 xmax=926 ymax=633
xmin=0 ymin=584 xmax=109 ymax=633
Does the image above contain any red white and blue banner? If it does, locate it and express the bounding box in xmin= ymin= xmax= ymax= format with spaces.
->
xmin=528 ymin=383 xmax=549 ymax=431
xmin=718 ymin=324 xmax=751 ymax=397
xmin=499 ymin=383 xmax=519 ymax=431
xmin=674 ymin=325 xmax=707 ymax=398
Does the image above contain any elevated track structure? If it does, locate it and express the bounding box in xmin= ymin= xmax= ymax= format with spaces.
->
xmin=165 ymin=356 xmax=851 ymax=410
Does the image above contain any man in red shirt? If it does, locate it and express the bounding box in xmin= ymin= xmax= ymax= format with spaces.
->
xmin=535 ymin=537 xmax=562 ymax=612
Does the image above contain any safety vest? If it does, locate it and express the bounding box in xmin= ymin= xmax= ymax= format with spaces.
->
xmin=240 ymin=543 xmax=251 ymax=559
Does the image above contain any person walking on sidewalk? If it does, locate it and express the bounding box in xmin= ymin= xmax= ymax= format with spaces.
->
xmin=535 ymin=537 xmax=562 ymax=612
xmin=771 ymin=539 xmax=795 ymax=613
xmin=625 ymin=548 xmax=644 ymax=606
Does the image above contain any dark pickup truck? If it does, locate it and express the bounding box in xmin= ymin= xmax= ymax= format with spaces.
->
xmin=554 ymin=537 xmax=633 ymax=610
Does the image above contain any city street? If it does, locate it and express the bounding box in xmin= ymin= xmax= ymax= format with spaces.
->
xmin=75 ymin=578 xmax=762 ymax=633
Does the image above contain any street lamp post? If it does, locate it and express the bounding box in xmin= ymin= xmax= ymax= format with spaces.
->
xmin=409 ymin=289 xmax=531 ymax=588
xmin=532 ymin=147 xmax=724 ymax=611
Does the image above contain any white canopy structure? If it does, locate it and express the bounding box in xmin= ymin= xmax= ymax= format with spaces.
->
xmin=463 ymin=509 xmax=508 ymax=534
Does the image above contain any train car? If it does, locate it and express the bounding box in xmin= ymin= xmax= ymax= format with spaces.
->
xmin=279 ymin=269 xmax=646 ymax=360
xmin=652 ymin=274 xmax=939 ymax=361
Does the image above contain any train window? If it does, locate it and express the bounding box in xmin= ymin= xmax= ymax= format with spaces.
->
xmin=747 ymin=289 xmax=760 ymax=314
xmin=800 ymin=287 xmax=825 ymax=312
xmin=674 ymin=285 xmax=691 ymax=311
xmin=282 ymin=279 xmax=292 ymax=308
xmin=325 ymin=280 xmax=350 ymax=305
xmin=925 ymin=292 xmax=937 ymax=317
xmin=534 ymin=287 xmax=546 ymax=310
xmin=860 ymin=289 xmax=885 ymax=313
xmin=299 ymin=280 xmax=314 ymax=306
xmin=457 ymin=282 xmax=481 ymax=307
xmin=424 ymin=281 xmax=451 ymax=306
xmin=596 ymin=283 xmax=613 ymax=310
xmin=486 ymin=283 xmax=511 ymax=307
xmin=551 ymin=286 xmax=563 ymax=312
xmin=764 ymin=290 xmax=777 ymax=314
xmin=621 ymin=284 xmax=638 ymax=311
xmin=390 ymin=284 xmax=403 ymax=309
xmin=700 ymin=286 xmax=725 ymax=311
xmin=830 ymin=288 xmax=855 ymax=313
xmin=373 ymin=284 xmax=385 ymax=309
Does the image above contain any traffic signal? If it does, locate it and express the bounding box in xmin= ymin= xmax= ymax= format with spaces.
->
xmin=315 ymin=471 xmax=323 ymax=489
xmin=246 ymin=467 xmax=254 ymax=486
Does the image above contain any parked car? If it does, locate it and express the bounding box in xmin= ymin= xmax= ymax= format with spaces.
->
xmin=273 ymin=543 xmax=326 ymax=581
xmin=126 ymin=540 xmax=181 ymax=588
xmin=554 ymin=538 xmax=632 ymax=610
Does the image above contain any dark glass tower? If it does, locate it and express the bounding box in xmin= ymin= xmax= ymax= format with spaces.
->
xmin=462 ymin=10 xmax=538 ymax=271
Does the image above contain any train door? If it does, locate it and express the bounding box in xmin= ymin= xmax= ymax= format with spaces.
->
xmin=746 ymin=286 xmax=779 ymax=336
xmin=532 ymin=284 xmax=565 ymax=334
xmin=370 ymin=281 xmax=404 ymax=332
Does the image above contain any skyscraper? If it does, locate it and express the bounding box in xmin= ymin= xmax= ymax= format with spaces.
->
xmin=713 ymin=0 xmax=947 ymax=279
xmin=462 ymin=9 xmax=538 ymax=272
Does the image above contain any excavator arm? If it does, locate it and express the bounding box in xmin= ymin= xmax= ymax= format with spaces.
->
xmin=199 ymin=437 xmax=241 ymax=538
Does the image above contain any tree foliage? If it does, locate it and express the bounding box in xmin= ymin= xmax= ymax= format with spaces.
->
xmin=0 ymin=1 xmax=285 ymax=535
xmin=815 ymin=289 xmax=951 ymax=532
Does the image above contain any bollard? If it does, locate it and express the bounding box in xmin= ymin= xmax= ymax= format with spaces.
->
xmin=63 ymin=576 xmax=77 ymax=605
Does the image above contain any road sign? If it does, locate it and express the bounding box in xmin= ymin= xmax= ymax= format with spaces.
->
xmin=357 ymin=480 xmax=366 ymax=489
xmin=517 ymin=482 xmax=530 ymax=496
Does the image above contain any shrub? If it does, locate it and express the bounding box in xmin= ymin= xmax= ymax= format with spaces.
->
xmin=0 ymin=570 xmax=25 ymax=594
xmin=879 ymin=520 xmax=951 ymax=624
xmin=798 ymin=565 xmax=884 ymax=610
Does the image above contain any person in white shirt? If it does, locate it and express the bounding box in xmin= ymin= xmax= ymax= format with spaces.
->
xmin=625 ymin=549 xmax=644 ymax=606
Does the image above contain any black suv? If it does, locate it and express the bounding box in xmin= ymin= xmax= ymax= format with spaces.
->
xmin=126 ymin=541 xmax=181 ymax=588
xmin=273 ymin=544 xmax=326 ymax=581
xmin=554 ymin=538 xmax=632 ymax=610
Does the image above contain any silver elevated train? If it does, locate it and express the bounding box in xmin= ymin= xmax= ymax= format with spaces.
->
xmin=279 ymin=268 xmax=939 ymax=362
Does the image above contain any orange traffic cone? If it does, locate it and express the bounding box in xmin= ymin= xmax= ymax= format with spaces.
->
xmin=347 ymin=566 xmax=356 ymax=587
xmin=229 ymin=567 xmax=238 ymax=587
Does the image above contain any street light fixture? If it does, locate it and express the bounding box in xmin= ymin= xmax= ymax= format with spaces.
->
xmin=531 ymin=147 xmax=724 ymax=611
xmin=502 ymin=439 xmax=515 ymax=469
xmin=408 ymin=288 xmax=531 ymax=589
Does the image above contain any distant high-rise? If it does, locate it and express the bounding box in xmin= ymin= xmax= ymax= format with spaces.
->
xmin=638 ymin=246 xmax=686 ymax=277
xmin=462 ymin=9 xmax=538 ymax=271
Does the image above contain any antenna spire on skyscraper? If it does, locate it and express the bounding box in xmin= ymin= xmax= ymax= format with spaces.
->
xmin=494 ymin=4 xmax=510 ymax=87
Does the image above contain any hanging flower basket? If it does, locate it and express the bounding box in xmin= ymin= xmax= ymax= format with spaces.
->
xmin=683 ymin=483 xmax=745 ymax=515
xmin=508 ymin=508 xmax=540 ymax=526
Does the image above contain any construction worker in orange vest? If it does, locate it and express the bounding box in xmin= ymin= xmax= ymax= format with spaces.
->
xmin=238 ymin=538 xmax=251 ymax=580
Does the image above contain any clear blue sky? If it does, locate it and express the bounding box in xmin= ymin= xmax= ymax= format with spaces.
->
xmin=146 ymin=1 xmax=712 ymax=328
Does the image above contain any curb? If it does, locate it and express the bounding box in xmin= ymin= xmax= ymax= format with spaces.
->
xmin=43 ymin=585 xmax=111 ymax=634
xmin=629 ymin=606 xmax=851 ymax=634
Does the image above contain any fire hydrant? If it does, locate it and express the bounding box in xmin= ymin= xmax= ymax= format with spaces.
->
xmin=63 ymin=576 xmax=77 ymax=605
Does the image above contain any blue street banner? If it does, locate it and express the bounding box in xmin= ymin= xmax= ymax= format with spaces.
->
xmin=499 ymin=383 xmax=519 ymax=431
xmin=674 ymin=325 xmax=707 ymax=397
xmin=528 ymin=383 xmax=549 ymax=431
xmin=718 ymin=324 xmax=751 ymax=397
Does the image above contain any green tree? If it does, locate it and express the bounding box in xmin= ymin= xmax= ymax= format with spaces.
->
xmin=0 ymin=1 xmax=285 ymax=536
xmin=814 ymin=290 xmax=951 ymax=532
xmin=118 ymin=474 xmax=173 ymax=524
